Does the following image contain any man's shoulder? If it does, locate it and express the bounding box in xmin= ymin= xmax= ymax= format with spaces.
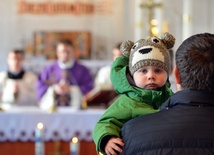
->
xmin=42 ymin=61 xmax=58 ymax=71
xmin=73 ymin=60 xmax=91 ymax=71
xmin=0 ymin=71 xmax=7 ymax=82
xmin=0 ymin=71 xmax=7 ymax=76
xmin=74 ymin=60 xmax=88 ymax=67
xmin=46 ymin=61 xmax=58 ymax=67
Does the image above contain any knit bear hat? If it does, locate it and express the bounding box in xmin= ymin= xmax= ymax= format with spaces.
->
xmin=120 ymin=32 xmax=175 ymax=75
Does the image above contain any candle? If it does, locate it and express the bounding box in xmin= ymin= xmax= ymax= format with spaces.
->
xmin=35 ymin=122 xmax=45 ymax=155
xmin=70 ymin=137 xmax=80 ymax=155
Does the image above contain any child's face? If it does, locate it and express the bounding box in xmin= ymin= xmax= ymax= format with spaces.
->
xmin=133 ymin=66 xmax=167 ymax=90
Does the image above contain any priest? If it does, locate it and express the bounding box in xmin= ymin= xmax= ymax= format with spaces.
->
xmin=37 ymin=39 xmax=93 ymax=110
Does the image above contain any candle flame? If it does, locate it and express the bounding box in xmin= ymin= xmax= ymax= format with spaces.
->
xmin=72 ymin=137 xmax=78 ymax=143
xmin=37 ymin=122 xmax=44 ymax=130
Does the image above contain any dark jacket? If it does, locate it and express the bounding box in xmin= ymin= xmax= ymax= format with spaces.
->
xmin=120 ymin=90 xmax=214 ymax=155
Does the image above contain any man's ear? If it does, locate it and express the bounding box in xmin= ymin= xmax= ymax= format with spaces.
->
xmin=174 ymin=66 xmax=182 ymax=91
xmin=174 ymin=66 xmax=181 ymax=84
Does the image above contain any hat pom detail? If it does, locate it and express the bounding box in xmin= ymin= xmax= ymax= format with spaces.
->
xmin=159 ymin=32 xmax=175 ymax=49
xmin=120 ymin=40 xmax=134 ymax=57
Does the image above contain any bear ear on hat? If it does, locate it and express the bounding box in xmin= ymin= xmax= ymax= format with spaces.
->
xmin=159 ymin=32 xmax=175 ymax=49
xmin=120 ymin=40 xmax=134 ymax=57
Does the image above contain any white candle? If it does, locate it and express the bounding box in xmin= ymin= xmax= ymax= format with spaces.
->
xmin=35 ymin=122 xmax=45 ymax=155
xmin=70 ymin=137 xmax=80 ymax=155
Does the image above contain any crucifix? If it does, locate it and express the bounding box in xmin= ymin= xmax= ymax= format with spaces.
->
xmin=140 ymin=0 xmax=162 ymax=37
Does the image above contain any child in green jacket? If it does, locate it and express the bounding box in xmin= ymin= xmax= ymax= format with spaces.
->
xmin=93 ymin=32 xmax=175 ymax=155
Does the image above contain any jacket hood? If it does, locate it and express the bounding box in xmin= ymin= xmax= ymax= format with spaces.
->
xmin=110 ymin=55 xmax=173 ymax=107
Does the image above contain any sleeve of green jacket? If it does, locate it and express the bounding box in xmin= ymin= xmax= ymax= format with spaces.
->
xmin=92 ymin=98 xmax=134 ymax=154
xmin=92 ymin=55 xmax=130 ymax=154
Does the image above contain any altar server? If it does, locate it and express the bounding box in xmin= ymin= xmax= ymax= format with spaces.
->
xmin=0 ymin=49 xmax=37 ymax=108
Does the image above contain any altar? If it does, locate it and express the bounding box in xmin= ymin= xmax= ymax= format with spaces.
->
xmin=0 ymin=107 xmax=105 ymax=155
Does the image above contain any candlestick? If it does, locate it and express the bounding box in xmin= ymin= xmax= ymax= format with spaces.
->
xmin=70 ymin=137 xmax=80 ymax=155
xmin=35 ymin=122 xmax=45 ymax=155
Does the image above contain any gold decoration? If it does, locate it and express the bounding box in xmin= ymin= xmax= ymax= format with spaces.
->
xmin=140 ymin=0 xmax=162 ymax=36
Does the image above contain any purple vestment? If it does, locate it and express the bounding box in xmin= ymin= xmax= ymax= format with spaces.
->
xmin=37 ymin=60 xmax=94 ymax=102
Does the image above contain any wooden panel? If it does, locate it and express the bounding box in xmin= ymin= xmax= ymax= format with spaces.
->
xmin=34 ymin=31 xmax=91 ymax=60
xmin=0 ymin=141 xmax=97 ymax=155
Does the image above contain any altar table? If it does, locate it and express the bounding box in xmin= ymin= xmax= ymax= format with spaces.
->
xmin=0 ymin=107 xmax=105 ymax=155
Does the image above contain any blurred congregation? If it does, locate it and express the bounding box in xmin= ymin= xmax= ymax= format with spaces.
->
xmin=0 ymin=0 xmax=214 ymax=155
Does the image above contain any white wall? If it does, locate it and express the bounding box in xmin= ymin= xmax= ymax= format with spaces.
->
xmin=0 ymin=0 xmax=214 ymax=72
xmin=0 ymin=0 xmax=130 ymax=71
xmin=136 ymin=0 xmax=214 ymax=51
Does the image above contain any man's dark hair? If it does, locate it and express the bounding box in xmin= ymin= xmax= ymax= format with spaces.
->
xmin=176 ymin=33 xmax=214 ymax=92
xmin=10 ymin=49 xmax=25 ymax=56
xmin=58 ymin=39 xmax=73 ymax=47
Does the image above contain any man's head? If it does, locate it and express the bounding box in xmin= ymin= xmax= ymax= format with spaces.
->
xmin=175 ymin=33 xmax=214 ymax=93
xmin=56 ymin=39 xmax=74 ymax=63
xmin=7 ymin=49 xmax=24 ymax=73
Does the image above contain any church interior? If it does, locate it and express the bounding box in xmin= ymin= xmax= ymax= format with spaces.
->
xmin=0 ymin=0 xmax=214 ymax=155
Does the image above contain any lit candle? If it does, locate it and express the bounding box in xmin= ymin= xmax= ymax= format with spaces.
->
xmin=35 ymin=122 xmax=45 ymax=155
xmin=70 ymin=136 xmax=80 ymax=155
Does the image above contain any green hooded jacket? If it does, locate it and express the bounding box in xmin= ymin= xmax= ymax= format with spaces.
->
xmin=92 ymin=55 xmax=173 ymax=154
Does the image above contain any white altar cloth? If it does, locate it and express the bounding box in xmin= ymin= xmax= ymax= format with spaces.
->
xmin=0 ymin=107 xmax=105 ymax=142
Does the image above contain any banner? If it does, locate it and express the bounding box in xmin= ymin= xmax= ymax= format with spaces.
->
xmin=17 ymin=0 xmax=112 ymax=15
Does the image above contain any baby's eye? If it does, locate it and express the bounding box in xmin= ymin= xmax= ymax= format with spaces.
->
xmin=140 ymin=69 xmax=148 ymax=74
xmin=154 ymin=68 xmax=162 ymax=73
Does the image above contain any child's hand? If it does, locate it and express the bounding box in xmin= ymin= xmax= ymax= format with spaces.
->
xmin=105 ymin=137 xmax=124 ymax=155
